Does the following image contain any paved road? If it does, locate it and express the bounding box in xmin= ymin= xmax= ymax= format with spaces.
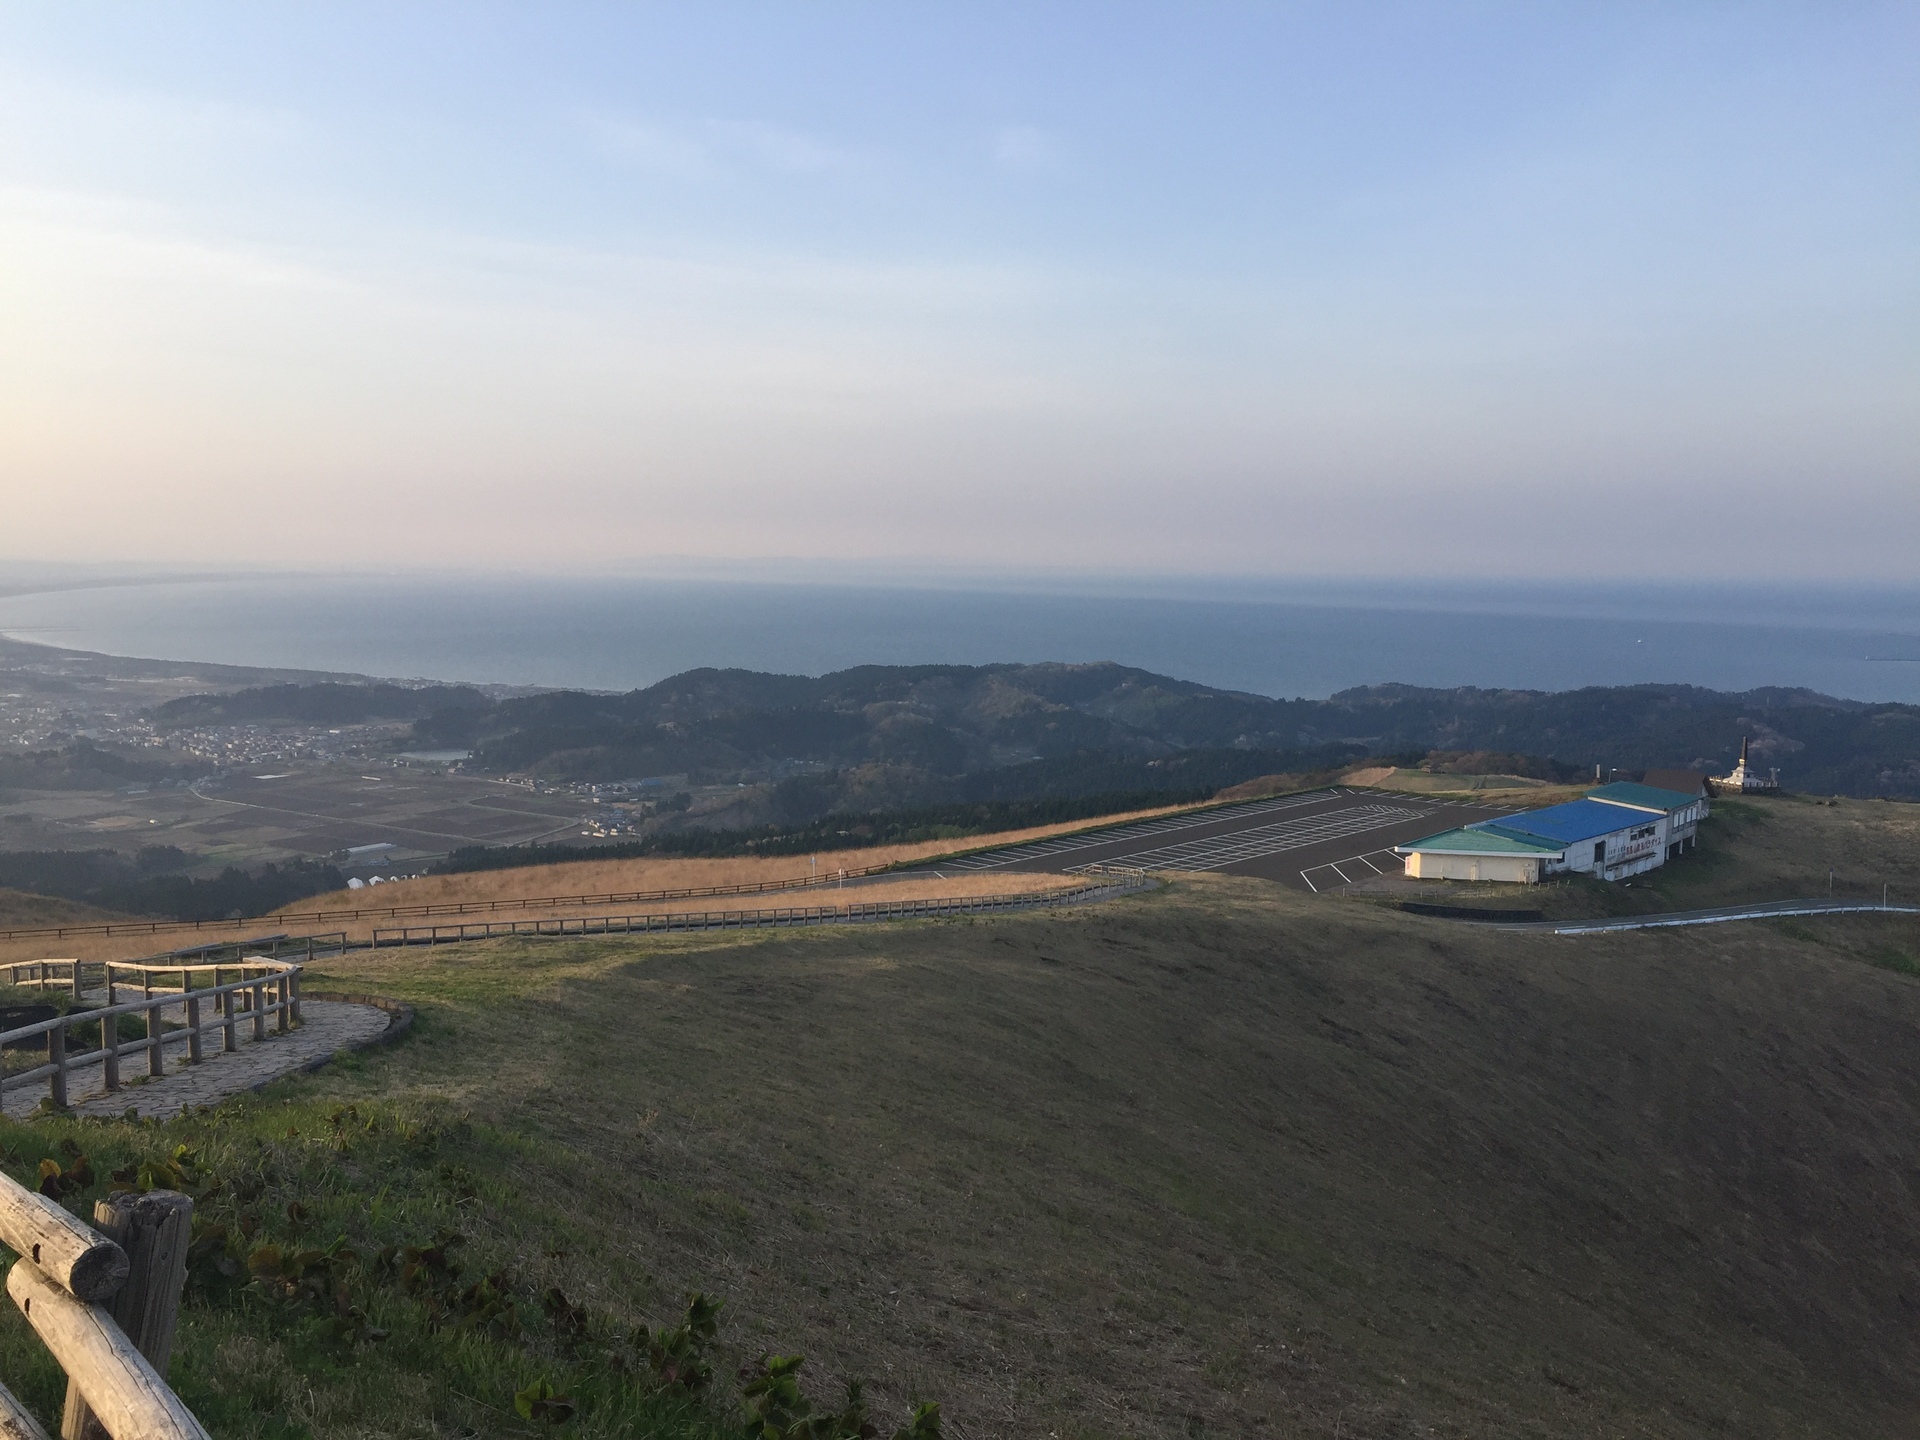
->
xmin=1537 ymin=899 xmax=1920 ymax=935
xmin=942 ymin=788 xmax=1511 ymax=890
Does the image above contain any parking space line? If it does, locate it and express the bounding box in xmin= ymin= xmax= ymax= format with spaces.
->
xmin=947 ymin=788 xmax=1353 ymax=870
xmin=1298 ymin=846 xmax=1405 ymax=891
xmin=1062 ymin=803 xmax=1428 ymax=874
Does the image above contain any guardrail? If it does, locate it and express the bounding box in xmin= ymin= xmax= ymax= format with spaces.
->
xmin=0 ymin=1169 xmax=209 ymax=1439
xmin=370 ymin=877 xmax=1153 ymax=947
xmin=0 ymin=908 xmax=340 ymax=941
xmin=0 ymin=950 xmax=320 ymax=1112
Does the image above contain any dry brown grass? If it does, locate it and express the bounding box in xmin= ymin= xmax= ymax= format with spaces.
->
xmin=274 ymin=803 xmax=1202 ymax=917
xmin=1213 ymin=769 xmax=1345 ymax=801
xmin=0 ymin=871 xmax=1090 ymax=964
xmin=295 ymin=871 xmax=1087 ymax=946
xmin=0 ymin=887 xmax=123 ymax=929
xmin=1347 ymin=766 xmax=1551 ymax=794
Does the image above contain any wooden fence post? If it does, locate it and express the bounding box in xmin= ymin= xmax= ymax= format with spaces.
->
xmin=61 ymin=1190 xmax=193 ymax=1440
xmin=48 ymin=1024 xmax=67 ymax=1111
xmin=145 ymin=971 xmax=163 ymax=1080
xmin=99 ymin=1007 xmax=118 ymax=1096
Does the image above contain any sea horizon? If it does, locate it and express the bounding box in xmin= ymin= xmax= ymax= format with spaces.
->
xmin=3 ymin=570 xmax=1919 ymax=706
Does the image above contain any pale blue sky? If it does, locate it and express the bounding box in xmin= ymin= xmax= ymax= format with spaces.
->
xmin=2 ymin=4 xmax=1914 ymax=579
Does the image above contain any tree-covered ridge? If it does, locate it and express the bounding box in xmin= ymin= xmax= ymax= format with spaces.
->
xmin=153 ymin=681 xmax=493 ymax=729
xmin=0 ymin=847 xmax=346 ymax=921
xmin=1313 ymin=682 xmax=1920 ymax=796
xmin=143 ymin=666 xmax=1920 ymax=798
xmin=420 ymin=666 xmax=1919 ymax=798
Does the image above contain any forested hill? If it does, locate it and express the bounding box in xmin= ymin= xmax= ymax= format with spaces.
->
xmin=1315 ymin=682 xmax=1920 ymax=795
xmin=390 ymin=663 xmax=1920 ymax=799
xmin=153 ymin=681 xmax=492 ymax=728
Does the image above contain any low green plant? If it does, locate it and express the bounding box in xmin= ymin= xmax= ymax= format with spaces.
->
xmin=0 ymin=1100 xmax=942 ymax=1439
xmin=740 ymin=1357 xmax=941 ymax=1440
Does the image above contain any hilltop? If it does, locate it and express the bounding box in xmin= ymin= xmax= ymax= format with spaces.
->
xmin=142 ymin=663 xmax=1916 ymax=801
xmin=404 ymin=665 xmax=1920 ymax=802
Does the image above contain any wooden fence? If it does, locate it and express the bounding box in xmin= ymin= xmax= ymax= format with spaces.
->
xmin=0 ymin=1168 xmax=208 ymax=1439
xmin=369 ymin=876 xmax=1153 ymax=947
xmin=0 ymin=950 xmax=323 ymax=1112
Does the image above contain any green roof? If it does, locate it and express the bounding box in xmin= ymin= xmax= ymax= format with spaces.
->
xmin=1586 ymin=781 xmax=1702 ymax=814
xmin=1394 ymin=827 xmax=1563 ymax=856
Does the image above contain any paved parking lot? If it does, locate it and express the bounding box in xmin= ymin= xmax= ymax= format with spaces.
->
xmin=946 ymin=788 xmax=1517 ymax=891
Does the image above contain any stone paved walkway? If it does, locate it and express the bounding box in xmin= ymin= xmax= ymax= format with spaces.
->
xmin=2 ymin=1000 xmax=394 ymax=1122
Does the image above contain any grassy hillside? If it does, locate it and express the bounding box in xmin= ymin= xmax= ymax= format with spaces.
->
xmin=0 ymin=885 xmax=128 ymax=929
xmin=1 ymin=862 xmax=1913 ymax=1437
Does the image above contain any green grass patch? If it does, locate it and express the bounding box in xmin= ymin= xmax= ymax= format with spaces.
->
xmin=0 ymin=1098 xmax=940 ymax=1440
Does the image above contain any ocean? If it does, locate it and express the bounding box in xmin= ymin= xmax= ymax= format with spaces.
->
xmin=2 ymin=573 xmax=1919 ymax=704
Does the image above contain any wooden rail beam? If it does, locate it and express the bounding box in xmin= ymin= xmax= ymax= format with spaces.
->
xmin=0 ymin=1381 xmax=52 ymax=1440
xmin=0 ymin=1177 xmax=128 ymax=1303
xmin=7 ymin=1261 xmax=210 ymax=1440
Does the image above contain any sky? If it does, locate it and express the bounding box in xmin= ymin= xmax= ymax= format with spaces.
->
xmin=1 ymin=3 xmax=1916 ymax=582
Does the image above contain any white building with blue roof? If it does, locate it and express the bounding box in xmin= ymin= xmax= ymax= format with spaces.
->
xmin=1394 ymin=780 xmax=1709 ymax=885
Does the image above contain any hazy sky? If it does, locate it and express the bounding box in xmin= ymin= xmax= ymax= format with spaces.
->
xmin=2 ymin=4 xmax=1915 ymax=581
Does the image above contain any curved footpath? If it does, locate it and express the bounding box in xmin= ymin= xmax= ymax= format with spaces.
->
xmin=1512 ymin=898 xmax=1920 ymax=936
xmin=2 ymin=999 xmax=401 ymax=1122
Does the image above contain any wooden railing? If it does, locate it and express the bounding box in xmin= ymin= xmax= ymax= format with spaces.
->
xmin=0 ymin=1170 xmax=208 ymax=1439
xmin=369 ymin=876 xmax=1155 ymax=947
xmin=0 ymin=953 xmax=317 ymax=1112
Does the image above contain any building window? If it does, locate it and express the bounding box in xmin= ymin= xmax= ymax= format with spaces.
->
xmin=1593 ymin=841 xmax=1605 ymax=864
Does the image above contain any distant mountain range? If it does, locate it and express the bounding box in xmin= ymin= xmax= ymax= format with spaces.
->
xmin=83 ymin=662 xmax=1919 ymax=809
xmin=391 ymin=663 xmax=1919 ymax=803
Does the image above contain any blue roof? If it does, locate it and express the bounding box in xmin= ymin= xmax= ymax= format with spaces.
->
xmin=1586 ymin=781 xmax=1701 ymax=813
xmin=1471 ymin=799 xmax=1656 ymax=846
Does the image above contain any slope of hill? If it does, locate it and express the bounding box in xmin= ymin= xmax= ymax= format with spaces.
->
xmin=152 ymin=680 xmax=493 ymax=728
xmin=0 ymin=794 xmax=1914 ymax=1436
xmin=240 ymin=870 xmax=1919 ymax=1438
xmin=0 ymin=885 xmax=129 ymax=930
